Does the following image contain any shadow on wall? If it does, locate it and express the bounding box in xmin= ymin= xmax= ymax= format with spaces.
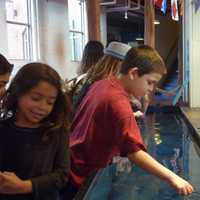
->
xmin=56 ymin=32 xmax=66 ymax=68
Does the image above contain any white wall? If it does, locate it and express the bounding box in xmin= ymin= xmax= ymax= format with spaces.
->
xmin=0 ymin=0 xmax=27 ymax=77
xmin=0 ymin=0 xmax=108 ymax=81
xmin=190 ymin=3 xmax=200 ymax=107
xmin=38 ymin=0 xmax=107 ymax=80
xmin=0 ymin=0 xmax=80 ymax=80
xmin=100 ymin=8 xmax=107 ymax=47
xmin=0 ymin=0 xmax=8 ymax=55
xmin=38 ymin=0 xmax=74 ymax=79
xmin=184 ymin=0 xmax=200 ymax=107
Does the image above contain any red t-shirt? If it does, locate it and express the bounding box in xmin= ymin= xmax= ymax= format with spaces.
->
xmin=70 ymin=77 xmax=146 ymax=187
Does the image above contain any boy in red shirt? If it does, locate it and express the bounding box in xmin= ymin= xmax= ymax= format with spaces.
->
xmin=67 ymin=45 xmax=193 ymax=199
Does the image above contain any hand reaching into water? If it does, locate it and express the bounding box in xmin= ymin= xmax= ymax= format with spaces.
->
xmin=128 ymin=150 xmax=194 ymax=196
xmin=168 ymin=175 xmax=194 ymax=195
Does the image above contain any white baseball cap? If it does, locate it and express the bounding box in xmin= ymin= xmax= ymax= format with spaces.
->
xmin=104 ymin=41 xmax=131 ymax=60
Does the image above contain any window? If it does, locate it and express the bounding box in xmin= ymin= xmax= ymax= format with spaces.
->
xmin=6 ymin=0 xmax=37 ymax=60
xmin=68 ymin=0 xmax=88 ymax=61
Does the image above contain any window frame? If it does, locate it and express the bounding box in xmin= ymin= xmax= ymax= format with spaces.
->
xmin=5 ymin=0 xmax=38 ymax=61
xmin=68 ymin=0 xmax=88 ymax=62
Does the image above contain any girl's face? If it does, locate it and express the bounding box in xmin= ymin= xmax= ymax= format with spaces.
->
xmin=16 ymin=81 xmax=58 ymax=128
xmin=0 ymin=73 xmax=10 ymax=98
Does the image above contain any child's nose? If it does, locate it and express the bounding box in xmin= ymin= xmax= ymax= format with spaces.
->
xmin=39 ymin=101 xmax=49 ymax=111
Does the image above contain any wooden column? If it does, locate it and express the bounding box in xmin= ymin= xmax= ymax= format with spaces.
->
xmin=86 ymin=0 xmax=101 ymax=41
xmin=144 ymin=0 xmax=155 ymax=48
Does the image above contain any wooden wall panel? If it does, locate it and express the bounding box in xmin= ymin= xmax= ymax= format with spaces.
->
xmin=86 ymin=0 xmax=101 ymax=41
xmin=144 ymin=0 xmax=155 ymax=48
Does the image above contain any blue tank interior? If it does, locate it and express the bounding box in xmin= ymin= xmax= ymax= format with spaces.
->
xmin=77 ymin=108 xmax=200 ymax=200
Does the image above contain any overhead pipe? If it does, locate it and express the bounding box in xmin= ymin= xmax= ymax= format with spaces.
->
xmin=105 ymin=0 xmax=141 ymax=12
xmin=100 ymin=0 xmax=117 ymax=6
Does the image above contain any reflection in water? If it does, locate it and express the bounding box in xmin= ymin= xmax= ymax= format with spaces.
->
xmin=84 ymin=113 xmax=200 ymax=200
xmin=186 ymin=192 xmax=200 ymax=200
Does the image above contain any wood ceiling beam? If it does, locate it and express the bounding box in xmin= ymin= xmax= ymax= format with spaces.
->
xmin=144 ymin=0 xmax=155 ymax=48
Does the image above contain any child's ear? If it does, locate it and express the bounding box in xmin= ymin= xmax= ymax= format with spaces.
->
xmin=129 ymin=67 xmax=139 ymax=80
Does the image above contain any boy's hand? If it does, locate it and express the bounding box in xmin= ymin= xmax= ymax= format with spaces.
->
xmin=133 ymin=111 xmax=144 ymax=118
xmin=0 ymin=171 xmax=32 ymax=194
xmin=168 ymin=175 xmax=194 ymax=195
xmin=128 ymin=150 xmax=194 ymax=196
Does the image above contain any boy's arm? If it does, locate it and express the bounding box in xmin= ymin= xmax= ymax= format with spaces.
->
xmin=128 ymin=150 xmax=194 ymax=196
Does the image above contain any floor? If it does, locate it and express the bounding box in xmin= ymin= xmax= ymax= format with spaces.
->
xmin=180 ymin=107 xmax=200 ymax=136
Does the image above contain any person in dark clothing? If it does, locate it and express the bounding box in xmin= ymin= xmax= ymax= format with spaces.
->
xmin=77 ymin=40 xmax=104 ymax=75
xmin=0 ymin=53 xmax=13 ymax=98
xmin=0 ymin=63 xmax=71 ymax=200
xmin=65 ymin=40 xmax=104 ymax=111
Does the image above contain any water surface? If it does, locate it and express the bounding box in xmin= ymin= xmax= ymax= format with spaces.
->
xmin=83 ymin=112 xmax=200 ymax=200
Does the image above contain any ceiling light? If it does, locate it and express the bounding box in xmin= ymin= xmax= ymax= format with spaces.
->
xmin=124 ymin=11 xmax=128 ymax=19
xmin=136 ymin=36 xmax=144 ymax=41
xmin=154 ymin=20 xmax=160 ymax=25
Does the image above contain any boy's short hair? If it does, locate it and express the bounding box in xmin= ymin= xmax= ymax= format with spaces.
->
xmin=0 ymin=54 xmax=14 ymax=75
xmin=120 ymin=45 xmax=166 ymax=76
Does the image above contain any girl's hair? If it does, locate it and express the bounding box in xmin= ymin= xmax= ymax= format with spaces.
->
xmin=86 ymin=55 xmax=122 ymax=82
xmin=120 ymin=45 xmax=167 ymax=76
xmin=78 ymin=40 xmax=104 ymax=75
xmin=0 ymin=53 xmax=13 ymax=75
xmin=86 ymin=41 xmax=131 ymax=83
xmin=2 ymin=62 xmax=71 ymax=136
xmin=72 ymin=42 xmax=129 ymax=111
